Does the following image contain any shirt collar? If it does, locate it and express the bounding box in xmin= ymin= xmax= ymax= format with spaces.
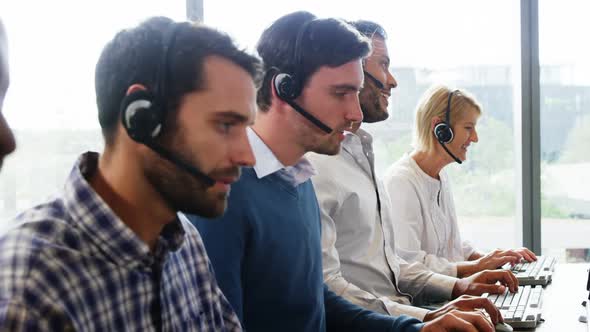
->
xmin=247 ymin=127 xmax=316 ymax=186
xmin=342 ymin=128 xmax=373 ymax=154
xmin=247 ymin=127 xmax=285 ymax=178
xmin=405 ymin=153 xmax=444 ymax=197
xmin=63 ymin=152 xmax=186 ymax=268
xmin=281 ymin=157 xmax=317 ymax=186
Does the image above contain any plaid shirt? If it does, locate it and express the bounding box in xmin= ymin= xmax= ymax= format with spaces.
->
xmin=0 ymin=152 xmax=242 ymax=331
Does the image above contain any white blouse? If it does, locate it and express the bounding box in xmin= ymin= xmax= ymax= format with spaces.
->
xmin=383 ymin=154 xmax=476 ymax=275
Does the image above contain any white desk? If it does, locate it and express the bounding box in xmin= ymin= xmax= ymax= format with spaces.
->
xmin=515 ymin=263 xmax=589 ymax=331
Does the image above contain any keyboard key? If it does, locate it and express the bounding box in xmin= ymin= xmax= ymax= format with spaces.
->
xmin=505 ymin=255 xmax=554 ymax=284
xmin=487 ymin=284 xmax=543 ymax=328
xmin=510 ymin=289 xmax=522 ymax=305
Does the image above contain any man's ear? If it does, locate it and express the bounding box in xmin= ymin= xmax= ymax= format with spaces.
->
xmin=126 ymin=84 xmax=148 ymax=96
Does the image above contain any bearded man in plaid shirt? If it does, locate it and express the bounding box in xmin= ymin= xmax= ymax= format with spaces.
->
xmin=0 ymin=16 xmax=260 ymax=331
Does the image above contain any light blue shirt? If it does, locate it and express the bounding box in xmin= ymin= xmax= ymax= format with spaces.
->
xmin=247 ymin=127 xmax=316 ymax=186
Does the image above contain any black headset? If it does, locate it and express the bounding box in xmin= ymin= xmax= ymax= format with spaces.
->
xmin=118 ymin=23 xmax=216 ymax=186
xmin=273 ymin=19 xmax=311 ymax=101
xmin=120 ymin=24 xmax=178 ymax=143
xmin=434 ymin=89 xmax=462 ymax=164
xmin=272 ymin=20 xmax=333 ymax=134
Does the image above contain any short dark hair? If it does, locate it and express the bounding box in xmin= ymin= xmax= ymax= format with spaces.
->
xmin=95 ymin=16 xmax=261 ymax=145
xmin=256 ymin=11 xmax=371 ymax=112
xmin=349 ymin=20 xmax=387 ymax=40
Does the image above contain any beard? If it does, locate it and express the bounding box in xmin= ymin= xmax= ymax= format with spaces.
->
xmin=359 ymin=84 xmax=389 ymax=123
xmin=143 ymin=123 xmax=240 ymax=219
xmin=311 ymin=132 xmax=342 ymax=156
xmin=292 ymin=111 xmax=343 ymax=156
xmin=144 ymin=158 xmax=229 ymax=219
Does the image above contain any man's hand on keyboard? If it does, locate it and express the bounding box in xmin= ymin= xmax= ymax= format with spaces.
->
xmin=421 ymin=310 xmax=494 ymax=332
xmin=452 ymin=270 xmax=519 ymax=298
xmin=424 ymin=295 xmax=503 ymax=325
xmin=512 ymin=247 xmax=537 ymax=262
xmin=457 ymin=249 xmax=524 ymax=277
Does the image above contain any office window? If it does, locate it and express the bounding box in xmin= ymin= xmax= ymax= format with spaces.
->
xmin=371 ymin=2 xmax=522 ymax=252
xmin=205 ymin=0 xmax=522 ymax=251
xmin=0 ymin=1 xmax=185 ymax=229
xmin=539 ymin=0 xmax=590 ymax=261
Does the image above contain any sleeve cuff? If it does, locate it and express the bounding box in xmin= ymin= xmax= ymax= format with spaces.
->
xmin=414 ymin=323 xmax=426 ymax=332
xmin=381 ymin=297 xmax=429 ymax=321
xmin=423 ymin=273 xmax=457 ymax=301
xmin=462 ymin=241 xmax=477 ymax=260
xmin=448 ymin=263 xmax=458 ymax=278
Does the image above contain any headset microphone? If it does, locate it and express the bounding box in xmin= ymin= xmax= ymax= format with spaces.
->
xmin=439 ymin=141 xmax=462 ymax=164
xmin=273 ymin=74 xmax=333 ymax=134
xmin=363 ymin=71 xmax=385 ymax=90
xmin=284 ymin=98 xmax=333 ymax=134
xmin=272 ymin=19 xmax=334 ymax=135
xmin=121 ymin=90 xmax=217 ymax=187
xmin=120 ymin=23 xmax=217 ymax=188
xmin=433 ymin=90 xmax=463 ymax=164
xmin=145 ymin=138 xmax=216 ymax=187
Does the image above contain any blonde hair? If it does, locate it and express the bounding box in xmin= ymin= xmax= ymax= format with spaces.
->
xmin=412 ymin=84 xmax=482 ymax=152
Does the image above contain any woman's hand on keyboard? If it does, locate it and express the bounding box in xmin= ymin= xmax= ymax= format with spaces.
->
xmin=452 ymin=269 xmax=519 ymax=298
xmin=422 ymin=309 xmax=494 ymax=332
xmin=424 ymin=295 xmax=502 ymax=325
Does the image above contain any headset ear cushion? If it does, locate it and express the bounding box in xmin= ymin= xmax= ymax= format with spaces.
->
xmin=434 ymin=122 xmax=454 ymax=144
xmin=274 ymin=73 xmax=300 ymax=100
xmin=120 ymin=89 xmax=163 ymax=143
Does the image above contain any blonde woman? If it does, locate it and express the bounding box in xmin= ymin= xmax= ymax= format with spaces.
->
xmin=384 ymin=85 xmax=536 ymax=278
